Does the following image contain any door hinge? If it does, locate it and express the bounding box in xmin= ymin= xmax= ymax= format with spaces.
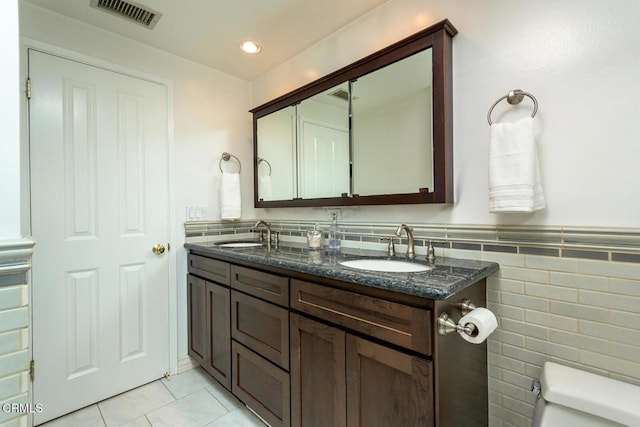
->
xmin=163 ymin=372 xmax=170 ymax=379
xmin=26 ymin=78 xmax=32 ymax=100
xmin=29 ymin=360 xmax=35 ymax=381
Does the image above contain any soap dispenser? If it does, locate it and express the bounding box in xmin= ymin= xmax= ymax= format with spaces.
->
xmin=328 ymin=212 xmax=341 ymax=252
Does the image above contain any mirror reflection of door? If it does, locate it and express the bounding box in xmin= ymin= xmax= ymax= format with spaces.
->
xmin=297 ymin=88 xmax=350 ymax=198
xmin=256 ymin=106 xmax=296 ymax=201
xmin=298 ymin=118 xmax=349 ymax=198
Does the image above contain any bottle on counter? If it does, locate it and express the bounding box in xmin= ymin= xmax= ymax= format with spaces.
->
xmin=328 ymin=212 xmax=341 ymax=252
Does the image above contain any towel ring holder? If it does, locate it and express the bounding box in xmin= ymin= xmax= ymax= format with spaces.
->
xmin=258 ymin=157 xmax=272 ymax=176
xmin=219 ymin=152 xmax=241 ymax=173
xmin=487 ymin=89 xmax=538 ymax=125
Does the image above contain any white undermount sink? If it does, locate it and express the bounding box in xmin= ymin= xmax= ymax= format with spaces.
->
xmin=216 ymin=242 xmax=263 ymax=248
xmin=339 ymin=259 xmax=432 ymax=273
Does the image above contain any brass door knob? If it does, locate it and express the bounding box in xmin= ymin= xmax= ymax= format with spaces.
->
xmin=152 ymin=244 xmax=166 ymax=255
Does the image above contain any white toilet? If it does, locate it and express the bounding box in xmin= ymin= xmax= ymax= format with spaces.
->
xmin=532 ymin=361 xmax=640 ymax=426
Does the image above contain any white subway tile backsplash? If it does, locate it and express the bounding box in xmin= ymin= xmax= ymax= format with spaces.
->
xmin=0 ymin=287 xmax=24 ymax=311
xmin=609 ymin=310 xmax=640 ymax=329
xmin=489 ymin=304 xmax=524 ymax=321
xmin=608 ymin=278 xmax=640 ymax=296
xmin=524 ymin=310 xmax=578 ymax=332
xmin=525 ymin=255 xmax=577 ymax=273
xmin=481 ymin=252 xmax=525 ymax=267
xmin=489 ymin=277 xmax=525 ymax=294
xmin=500 ymin=319 xmax=548 ymax=340
xmin=499 ymin=266 xmax=549 ymax=284
xmin=579 ymin=290 xmax=640 ymax=312
xmin=0 ymin=241 xmax=32 ymax=427
xmin=502 ymin=395 xmax=535 ymax=418
xmin=502 ymin=344 xmax=548 ymax=366
xmin=524 ymin=283 xmax=578 ymax=302
xmin=0 ymin=350 xmax=28 ymax=379
xmin=578 ymin=259 xmax=640 ymax=280
xmin=579 ymin=319 xmax=640 ymax=344
xmin=549 ymin=330 xmax=608 ymax=354
xmin=0 ymin=308 xmax=27 ymax=332
xmin=194 ymin=220 xmax=640 ymax=426
xmin=526 ymin=337 xmax=580 ymax=362
xmin=501 ymin=293 xmax=548 ymax=311
xmin=549 ymin=271 xmax=608 ymax=291
xmin=549 ymin=301 xmax=609 ymax=322
xmin=609 ymin=342 xmax=640 ymax=363
xmin=0 ymin=331 xmax=23 ymax=355
xmin=579 ymin=351 xmax=640 ymax=378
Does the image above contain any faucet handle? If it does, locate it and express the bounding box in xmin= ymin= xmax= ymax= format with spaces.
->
xmin=380 ymin=236 xmax=396 ymax=257
xmin=425 ymin=240 xmax=446 ymax=264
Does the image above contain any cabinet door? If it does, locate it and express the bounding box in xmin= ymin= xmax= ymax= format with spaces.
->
xmin=232 ymin=341 xmax=290 ymax=427
xmin=290 ymin=314 xmax=346 ymax=427
xmin=187 ymin=274 xmax=207 ymax=365
xmin=346 ymin=335 xmax=434 ymax=427
xmin=203 ymin=281 xmax=231 ymax=390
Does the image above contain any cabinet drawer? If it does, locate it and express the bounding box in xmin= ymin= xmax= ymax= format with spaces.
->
xmin=231 ymin=265 xmax=289 ymax=307
xmin=291 ymin=279 xmax=432 ymax=356
xmin=231 ymin=290 xmax=289 ymax=370
xmin=188 ymin=254 xmax=230 ymax=285
xmin=232 ymin=341 xmax=290 ymax=427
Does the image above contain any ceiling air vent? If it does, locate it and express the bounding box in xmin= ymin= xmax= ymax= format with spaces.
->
xmin=329 ymin=88 xmax=350 ymax=101
xmin=90 ymin=0 xmax=162 ymax=29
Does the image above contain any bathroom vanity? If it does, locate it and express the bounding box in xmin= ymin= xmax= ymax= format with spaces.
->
xmin=185 ymin=241 xmax=498 ymax=427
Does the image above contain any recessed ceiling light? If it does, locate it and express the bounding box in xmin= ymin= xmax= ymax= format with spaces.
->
xmin=240 ymin=41 xmax=261 ymax=54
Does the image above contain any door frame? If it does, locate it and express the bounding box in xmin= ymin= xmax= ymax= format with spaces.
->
xmin=21 ymin=39 xmax=178 ymax=398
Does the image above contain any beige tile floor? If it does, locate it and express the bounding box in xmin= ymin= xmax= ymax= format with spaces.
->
xmin=38 ymin=368 xmax=267 ymax=427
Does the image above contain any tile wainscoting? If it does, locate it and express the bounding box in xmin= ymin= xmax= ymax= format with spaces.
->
xmin=185 ymin=220 xmax=640 ymax=427
xmin=0 ymin=239 xmax=34 ymax=427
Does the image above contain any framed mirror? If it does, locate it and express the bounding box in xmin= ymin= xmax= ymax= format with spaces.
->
xmin=252 ymin=19 xmax=457 ymax=207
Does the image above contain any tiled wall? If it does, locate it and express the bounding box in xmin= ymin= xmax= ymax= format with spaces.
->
xmin=185 ymin=220 xmax=640 ymax=426
xmin=0 ymin=240 xmax=34 ymax=427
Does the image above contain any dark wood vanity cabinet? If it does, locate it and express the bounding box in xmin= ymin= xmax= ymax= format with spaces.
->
xmin=188 ymin=251 xmax=489 ymax=427
xmin=187 ymin=255 xmax=232 ymax=389
xmin=290 ymin=281 xmax=435 ymax=427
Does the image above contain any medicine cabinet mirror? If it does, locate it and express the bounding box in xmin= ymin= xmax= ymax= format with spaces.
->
xmin=252 ymin=19 xmax=457 ymax=207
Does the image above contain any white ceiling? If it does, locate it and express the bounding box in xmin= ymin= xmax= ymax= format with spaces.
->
xmin=22 ymin=0 xmax=389 ymax=81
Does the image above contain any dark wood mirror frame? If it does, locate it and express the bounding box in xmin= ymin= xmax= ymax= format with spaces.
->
xmin=251 ymin=19 xmax=457 ymax=208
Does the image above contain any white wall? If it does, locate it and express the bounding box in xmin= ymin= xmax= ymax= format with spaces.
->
xmin=252 ymin=0 xmax=640 ymax=228
xmin=0 ymin=0 xmax=21 ymax=239
xmin=19 ymin=2 xmax=253 ymax=357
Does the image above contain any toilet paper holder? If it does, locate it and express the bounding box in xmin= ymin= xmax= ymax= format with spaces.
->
xmin=437 ymin=298 xmax=478 ymax=337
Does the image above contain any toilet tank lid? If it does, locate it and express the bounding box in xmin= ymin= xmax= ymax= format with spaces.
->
xmin=541 ymin=362 xmax=640 ymax=426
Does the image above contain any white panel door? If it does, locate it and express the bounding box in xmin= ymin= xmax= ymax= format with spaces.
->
xmin=29 ymin=50 xmax=170 ymax=424
xmin=299 ymin=119 xmax=350 ymax=198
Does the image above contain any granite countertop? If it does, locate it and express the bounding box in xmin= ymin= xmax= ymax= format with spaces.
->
xmin=185 ymin=240 xmax=499 ymax=300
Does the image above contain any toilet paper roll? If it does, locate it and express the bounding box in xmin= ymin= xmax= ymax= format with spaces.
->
xmin=457 ymin=307 xmax=497 ymax=344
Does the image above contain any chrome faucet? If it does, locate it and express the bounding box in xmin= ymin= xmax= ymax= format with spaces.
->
xmin=253 ymin=220 xmax=272 ymax=250
xmin=395 ymin=223 xmax=415 ymax=259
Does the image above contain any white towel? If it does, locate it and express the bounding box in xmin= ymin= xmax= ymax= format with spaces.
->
xmin=489 ymin=117 xmax=545 ymax=213
xmin=220 ymin=172 xmax=241 ymax=220
xmin=258 ymin=176 xmax=272 ymax=201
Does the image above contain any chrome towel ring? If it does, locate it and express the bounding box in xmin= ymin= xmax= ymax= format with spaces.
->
xmin=219 ymin=152 xmax=241 ymax=173
xmin=258 ymin=157 xmax=272 ymax=176
xmin=487 ymin=89 xmax=538 ymax=125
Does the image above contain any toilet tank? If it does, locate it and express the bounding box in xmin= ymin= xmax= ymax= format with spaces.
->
xmin=533 ymin=362 xmax=640 ymax=427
